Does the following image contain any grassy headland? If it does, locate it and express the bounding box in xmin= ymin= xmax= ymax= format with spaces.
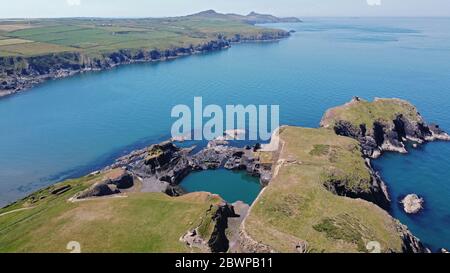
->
xmin=0 ymin=126 xmax=426 ymax=253
xmin=320 ymin=97 xmax=422 ymax=132
xmin=0 ymin=170 xmax=221 ymax=252
xmin=243 ymin=127 xmax=407 ymax=253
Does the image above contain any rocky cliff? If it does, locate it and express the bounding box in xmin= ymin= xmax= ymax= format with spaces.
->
xmin=105 ymin=139 xmax=268 ymax=196
xmin=320 ymin=97 xmax=450 ymax=158
xmin=0 ymin=31 xmax=289 ymax=98
xmin=0 ymin=39 xmax=231 ymax=97
xmin=239 ymin=126 xmax=429 ymax=253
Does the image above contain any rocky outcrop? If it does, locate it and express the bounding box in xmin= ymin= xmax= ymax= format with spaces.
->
xmin=108 ymin=172 xmax=134 ymax=189
xmin=104 ymin=139 xmax=269 ymax=197
xmin=76 ymin=171 xmax=134 ymax=199
xmin=208 ymin=204 xmax=240 ymax=253
xmin=50 ymin=185 xmax=72 ymax=195
xmin=321 ymin=97 xmax=450 ymax=158
xmin=396 ymin=221 xmax=430 ymax=253
xmin=180 ymin=201 xmax=249 ymax=253
xmin=401 ymin=194 xmax=424 ymax=214
xmin=324 ymin=160 xmax=391 ymax=210
xmin=77 ymin=182 xmax=120 ymax=199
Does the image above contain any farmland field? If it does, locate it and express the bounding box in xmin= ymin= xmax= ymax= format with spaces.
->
xmin=0 ymin=13 xmax=287 ymax=57
xmin=0 ymin=38 xmax=33 ymax=46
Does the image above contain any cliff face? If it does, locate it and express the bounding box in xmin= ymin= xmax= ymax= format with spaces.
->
xmin=104 ymin=138 xmax=267 ymax=197
xmin=0 ymin=39 xmax=232 ymax=97
xmin=207 ymin=204 xmax=240 ymax=253
xmin=321 ymin=97 xmax=450 ymax=158
xmin=323 ymin=160 xmax=391 ymax=210
xmin=240 ymin=126 xmax=429 ymax=253
xmin=0 ymin=32 xmax=290 ymax=98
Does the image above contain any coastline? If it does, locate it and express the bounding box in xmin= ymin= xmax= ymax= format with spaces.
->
xmin=0 ymin=101 xmax=443 ymax=252
xmin=0 ymin=34 xmax=290 ymax=99
xmin=1 ymin=16 xmax=449 ymax=252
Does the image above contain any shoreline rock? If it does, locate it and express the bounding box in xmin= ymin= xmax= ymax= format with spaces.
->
xmin=395 ymin=220 xmax=430 ymax=253
xmin=104 ymin=139 xmax=269 ymax=197
xmin=401 ymin=194 xmax=424 ymax=214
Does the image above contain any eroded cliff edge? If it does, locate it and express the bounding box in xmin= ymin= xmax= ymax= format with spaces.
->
xmin=239 ymin=126 xmax=429 ymax=253
xmin=320 ymin=97 xmax=450 ymax=158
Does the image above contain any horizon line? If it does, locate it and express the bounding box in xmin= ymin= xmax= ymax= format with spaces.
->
xmin=2 ymin=15 xmax=450 ymax=20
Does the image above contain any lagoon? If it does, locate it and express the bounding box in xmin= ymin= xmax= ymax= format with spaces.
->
xmin=181 ymin=170 xmax=261 ymax=205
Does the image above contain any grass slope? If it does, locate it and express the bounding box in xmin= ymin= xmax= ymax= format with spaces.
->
xmin=244 ymin=127 xmax=404 ymax=253
xmin=0 ymin=170 xmax=220 ymax=253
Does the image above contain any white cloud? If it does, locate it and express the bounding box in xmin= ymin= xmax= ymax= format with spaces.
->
xmin=67 ymin=0 xmax=81 ymax=7
xmin=367 ymin=0 xmax=382 ymax=6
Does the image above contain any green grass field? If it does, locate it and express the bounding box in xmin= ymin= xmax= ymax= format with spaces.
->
xmin=244 ymin=127 xmax=405 ymax=253
xmin=0 ymin=14 xmax=286 ymax=57
xmin=0 ymin=170 xmax=221 ymax=253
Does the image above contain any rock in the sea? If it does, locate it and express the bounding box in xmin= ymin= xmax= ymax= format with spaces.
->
xmin=401 ymin=194 xmax=424 ymax=214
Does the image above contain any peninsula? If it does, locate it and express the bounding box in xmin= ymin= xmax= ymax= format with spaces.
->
xmin=1 ymin=98 xmax=447 ymax=253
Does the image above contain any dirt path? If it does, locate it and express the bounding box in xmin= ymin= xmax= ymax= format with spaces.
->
xmin=0 ymin=207 xmax=34 ymax=217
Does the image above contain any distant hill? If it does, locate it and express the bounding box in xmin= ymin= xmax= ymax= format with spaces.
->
xmin=243 ymin=11 xmax=302 ymax=24
xmin=189 ymin=10 xmax=302 ymax=24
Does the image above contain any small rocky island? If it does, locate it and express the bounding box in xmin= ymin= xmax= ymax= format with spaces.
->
xmin=401 ymin=194 xmax=424 ymax=214
xmin=1 ymin=98 xmax=448 ymax=253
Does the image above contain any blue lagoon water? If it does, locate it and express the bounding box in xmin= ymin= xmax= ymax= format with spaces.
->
xmin=1 ymin=18 xmax=450 ymax=250
xmin=181 ymin=170 xmax=261 ymax=205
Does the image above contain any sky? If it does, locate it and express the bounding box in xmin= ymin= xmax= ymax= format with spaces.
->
xmin=1 ymin=0 xmax=450 ymax=18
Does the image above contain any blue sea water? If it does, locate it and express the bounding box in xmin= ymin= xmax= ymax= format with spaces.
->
xmin=0 ymin=18 xmax=450 ymax=250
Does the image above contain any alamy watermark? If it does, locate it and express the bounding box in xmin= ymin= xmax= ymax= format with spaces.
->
xmin=171 ymin=97 xmax=280 ymax=150
xmin=366 ymin=0 xmax=381 ymax=6
xmin=366 ymin=241 xmax=381 ymax=253
xmin=66 ymin=241 xmax=81 ymax=253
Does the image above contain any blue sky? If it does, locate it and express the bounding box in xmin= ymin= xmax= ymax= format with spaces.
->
xmin=2 ymin=0 xmax=450 ymax=18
